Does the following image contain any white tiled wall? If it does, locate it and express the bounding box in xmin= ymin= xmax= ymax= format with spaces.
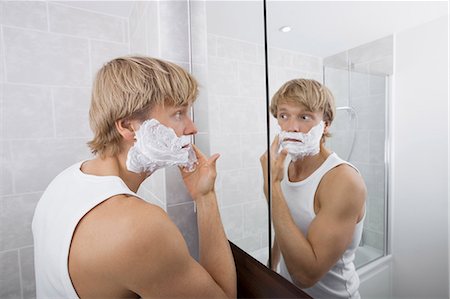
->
xmin=0 ymin=2 xmax=130 ymax=298
xmin=205 ymin=33 xmax=324 ymax=260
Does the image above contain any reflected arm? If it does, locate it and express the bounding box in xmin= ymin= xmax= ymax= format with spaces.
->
xmin=271 ymin=165 xmax=366 ymax=288
xmin=270 ymin=235 xmax=281 ymax=271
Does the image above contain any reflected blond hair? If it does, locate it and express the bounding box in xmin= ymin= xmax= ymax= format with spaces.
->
xmin=270 ymin=78 xmax=335 ymax=139
xmin=88 ymin=56 xmax=198 ymax=157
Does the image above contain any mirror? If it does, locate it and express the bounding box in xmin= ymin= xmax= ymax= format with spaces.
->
xmin=189 ymin=1 xmax=270 ymax=264
xmin=264 ymin=0 xmax=447 ymax=296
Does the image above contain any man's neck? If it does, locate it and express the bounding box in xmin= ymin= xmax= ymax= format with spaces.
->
xmin=81 ymin=153 xmax=148 ymax=193
xmin=289 ymin=146 xmax=332 ymax=182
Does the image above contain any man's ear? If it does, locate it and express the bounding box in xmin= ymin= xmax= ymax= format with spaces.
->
xmin=115 ymin=119 xmax=135 ymax=141
xmin=323 ymin=120 xmax=330 ymax=135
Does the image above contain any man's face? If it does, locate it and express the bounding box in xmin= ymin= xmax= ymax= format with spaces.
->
xmin=277 ymin=101 xmax=325 ymax=133
xmin=148 ymin=102 xmax=198 ymax=137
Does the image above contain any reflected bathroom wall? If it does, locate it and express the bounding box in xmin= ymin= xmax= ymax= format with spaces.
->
xmin=189 ymin=1 xmax=269 ymax=263
xmin=324 ymin=36 xmax=393 ymax=267
xmin=267 ymin=48 xmax=323 ymax=141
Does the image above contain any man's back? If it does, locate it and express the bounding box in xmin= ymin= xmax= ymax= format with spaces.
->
xmin=68 ymin=193 xmax=168 ymax=298
xmin=33 ymin=158 xmax=235 ymax=298
xmin=32 ymin=161 xmax=142 ymax=298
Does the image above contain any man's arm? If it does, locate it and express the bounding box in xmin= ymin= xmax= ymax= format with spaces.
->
xmin=123 ymin=203 xmax=235 ymax=298
xmin=180 ymin=145 xmax=236 ymax=297
xmin=270 ymin=235 xmax=281 ymax=271
xmin=271 ymin=160 xmax=366 ymax=287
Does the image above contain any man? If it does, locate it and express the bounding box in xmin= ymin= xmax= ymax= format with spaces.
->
xmin=261 ymin=79 xmax=366 ymax=299
xmin=32 ymin=56 xmax=236 ymax=298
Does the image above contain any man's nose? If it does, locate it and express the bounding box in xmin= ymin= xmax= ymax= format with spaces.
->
xmin=185 ymin=117 xmax=198 ymax=135
xmin=286 ymin=119 xmax=300 ymax=132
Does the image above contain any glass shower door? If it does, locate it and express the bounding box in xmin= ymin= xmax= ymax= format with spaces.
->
xmin=324 ymin=65 xmax=389 ymax=268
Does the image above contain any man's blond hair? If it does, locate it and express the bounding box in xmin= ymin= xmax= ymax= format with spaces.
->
xmin=270 ymin=79 xmax=335 ymax=139
xmin=88 ymin=56 xmax=198 ymax=157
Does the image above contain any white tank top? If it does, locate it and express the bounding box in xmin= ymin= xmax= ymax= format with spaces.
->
xmin=278 ymin=152 xmax=365 ymax=299
xmin=32 ymin=161 xmax=140 ymax=299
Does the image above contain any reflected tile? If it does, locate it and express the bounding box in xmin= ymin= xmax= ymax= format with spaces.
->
xmin=240 ymin=133 xmax=266 ymax=168
xmin=268 ymin=48 xmax=293 ymax=68
xmin=369 ymin=130 xmax=385 ymax=164
xmin=244 ymin=200 xmax=268 ymax=236
xmin=369 ymin=74 xmax=386 ymax=96
xmin=234 ymin=234 xmax=261 ymax=253
xmin=211 ymin=134 xmax=242 ymax=171
xmin=350 ymin=72 xmax=370 ymax=99
xmin=349 ymin=132 xmax=369 ymax=164
xmin=219 ymin=204 xmax=244 ymax=241
xmin=238 ymin=62 xmax=265 ymax=98
xmin=291 ymin=53 xmax=322 ymax=74
xmin=208 ymin=57 xmax=239 ymax=96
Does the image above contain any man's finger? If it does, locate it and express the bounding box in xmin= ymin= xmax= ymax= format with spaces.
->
xmin=191 ymin=144 xmax=207 ymax=161
xmin=277 ymin=149 xmax=288 ymax=166
xmin=208 ymin=153 xmax=220 ymax=167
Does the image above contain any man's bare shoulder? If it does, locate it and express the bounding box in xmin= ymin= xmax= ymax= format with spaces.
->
xmin=317 ymin=163 xmax=366 ymax=217
xmin=69 ymin=195 xmax=190 ymax=297
xmin=101 ymin=194 xmax=177 ymax=248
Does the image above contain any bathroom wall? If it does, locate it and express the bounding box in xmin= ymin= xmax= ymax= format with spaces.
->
xmin=0 ymin=2 xmax=130 ymax=297
xmin=392 ymin=15 xmax=448 ymax=298
xmin=205 ymin=32 xmax=268 ymax=257
xmin=267 ymin=46 xmax=323 ymax=140
xmin=203 ymin=28 xmax=323 ymax=259
xmin=0 ymin=1 xmax=198 ymax=297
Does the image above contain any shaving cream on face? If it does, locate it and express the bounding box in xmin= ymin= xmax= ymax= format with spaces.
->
xmin=126 ymin=119 xmax=197 ymax=174
xmin=278 ymin=121 xmax=325 ymax=161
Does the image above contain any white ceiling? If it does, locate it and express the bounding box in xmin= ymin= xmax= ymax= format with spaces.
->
xmin=207 ymin=1 xmax=448 ymax=57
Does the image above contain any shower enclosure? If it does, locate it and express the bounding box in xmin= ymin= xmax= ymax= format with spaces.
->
xmin=323 ymin=36 xmax=392 ymax=267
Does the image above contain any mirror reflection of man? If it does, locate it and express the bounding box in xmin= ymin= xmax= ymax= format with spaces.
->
xmin=261 ymin=79 xmax=366 ymax=299
xmin=32 ymin=56 xmax=236 ymax=298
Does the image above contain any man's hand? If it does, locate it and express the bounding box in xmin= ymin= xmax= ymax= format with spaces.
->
xmin=260 ymin=136 xmax=289 ymax=195
xmin=180 ymin=144 xmax=220 ymax=200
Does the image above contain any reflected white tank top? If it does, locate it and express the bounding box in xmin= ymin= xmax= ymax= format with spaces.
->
xmin=32 ymin=161 xmax=140 ymax=299
xmin=278 ymin=152 xmax=365 ymax=299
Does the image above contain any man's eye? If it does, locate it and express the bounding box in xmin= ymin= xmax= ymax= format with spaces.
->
xmin=279 ymin=114 xmax=287 ymax=119
xmin=300 ymin=115 xmax=311 ymax=120
xmin=174 ymin=111 xmax=183 ymax=119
